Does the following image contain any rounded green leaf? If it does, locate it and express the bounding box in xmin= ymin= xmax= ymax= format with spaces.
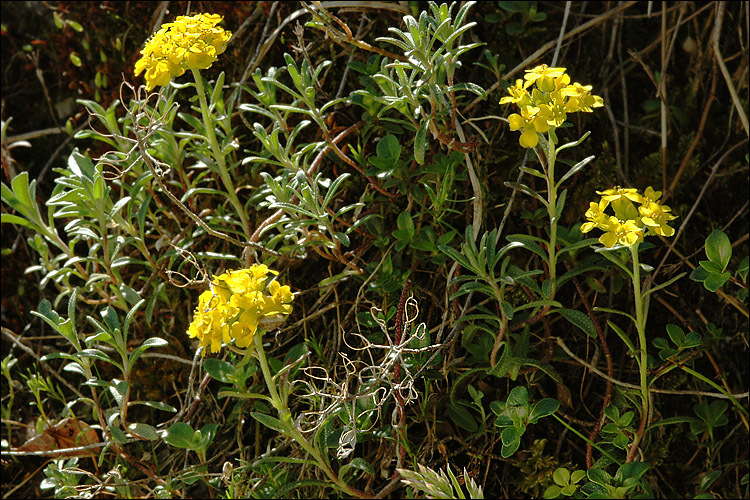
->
xmin=164 ymin=422 xmax=197 ymax=449
xmin=704 ymin=272 xmax=730 ymax=292
xmin=571 ymin=470 xmax=586 ymax=483
xmin=544 ymin=485 xmax=562 ymax=499
xmin=501 ymin=425 xmax=524 ymax=446
xmin=203 ymin=358 xmax=234 ymax=383
xmin=705 ymin=229 xmax=731 ymax=271
xmin=531 ymin=398 xmax=560 ymax=421
xmin=553 ymin=467 xmax=571 ymax=486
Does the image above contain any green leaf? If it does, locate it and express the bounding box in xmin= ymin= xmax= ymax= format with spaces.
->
xmin=587 ymin=468 xmax=613 ymax=486
xmin=164 ymin=422 xmax=197 ymax=449
xmin=553 ymin=467 xmax=570 ymax=486
xmin=498 ymin=1 xmax=526 ymax=13
xmin=541 ymin=279 xmax=554 ymax=299
xmin=544 ymin=484 xmax=562 ymax=498
xmin=101 ymin=306 xmax=121 ymax=334
xmin=530 ymin=398 xmax=560 ymax=422
xmin=612 ymin=433 xmax=630 ymax=449
xmin=704 ymin=229 xmax=731 ymax=272
xmin=556 ymin=308 xmax=596 ymax=338
xmin=447 ymin=402 xmax=479 ymax=432
xmin=505 ymin=181 xmax=548 ymax=207
xmin=506 ymin=386 xmax=529 ymax=406
xmin=128 ymin=422 xmax=159 ymax=440
xmin=439 ymin=244 xmax=475 ymax=272
xmin=341 ymin=457 xmax=375 ymax=477
xmin=110 ymin=426 xmax=127 ymax=443
xmin=699 ymin=470 xmax=721 ymax=492
xmin=737 ymin=256 xmax=748 ymax=282
xmin=519 ymin=166 xmax=546 ymax=179
xmin=334 ymin=231 xmax=350 ymax=246
xmin=197 ymin=423 xmax=219 ymax=447
xmin=322 ymin=173 xmax=351 ymax=209
xmin=1 ymin=213 xmax=34 ymax=229
xmin=204 ymin=358 xmax=234 ymax=384
xmin=704 ymin=272 xmax=730 ymax=292
xmin=606 ymin=320 xmax=637 ymax=355
xmin=506 ymin=234 xmax=548 ymax=261
xmin=690 ymin=266 xmax=709 ymax=282
xmin=128 ymin=337 xmax=167 ymax=369
xmin=614 ymin=461 xmax=650 ymax=484
xmin=132 ymin=400 xmax=177 ymax=413
xmin=500 ymin=300 xmax=514 ymax=321
xmin=376 ymin=134 xmax=401 ymax=164
xmin=251 ymin=412 xmax=287 ymax=433
xmin=699 ymin=260 xmax=723 ymax=274
xmin=501 ymin=424 xmax=525 ymax=446
xmin=78 ymin=349 xmax=122 ymax=370
xmin=554 ymin=189 xmax=567 ymax=220
xmin=665 ymin=324 xmax=686 ymax=347
xmin=9 ymin=172 xmax=32 ymax=208
xmin=643 ymin=272 xmax=686 ymax=298
xmin=513 ymin=299 xmax=562 ymax=312
xmin=500 ymin=427 xmax=523 ymax=458
xmin=397 ymin=211 xmax=414 ymax=232
xmin=415 ymin=120 xmax=428 ymax=165
xmin=694 ymin=401 xmax=729 ymax=428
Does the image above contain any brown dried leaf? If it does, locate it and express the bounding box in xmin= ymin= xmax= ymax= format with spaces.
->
xmin=17 ymin=418 xmax=99 ymax=456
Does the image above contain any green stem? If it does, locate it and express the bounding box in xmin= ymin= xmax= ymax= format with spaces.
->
xmin=677 ymin=364 xmax=749 ymax=420
xmin=489 ymin=281 xmax=508 ymax=366
xmin=544 ymin=135 xmax=558 ymax=286
xmin=552 ymin=413 xmax=622 ymax=466
xmin=629 ymin=244 xmax=650 ymax=453
xmin=252 ymin=333 xmax=369 ymax=498
xmin=191 ymin=68 xmax=251 ymax=241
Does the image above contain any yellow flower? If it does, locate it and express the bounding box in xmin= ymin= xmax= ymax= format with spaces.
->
xmin=642 ymin=186 xmax=663 ymax=203
xmin=596 ymin=187 xmax=642 ymax=203
xmin=266 ymin=280 xmax=294 ymax=315
xmin=639 ymin=200 xmax=678 ymax=237
xmin=187 ymin=291 xmax=232 ymax=354
xmin=524 ymin=64 xmax=567 ymax=92
xmin=186 ymin=264 xmax=294 ymax=355
xmin=581 ymin=186 xmax=677 ymax=246
xmin=134 ymin=13 xmax=232 ymax=91
xmin=499 ymin=79 xmax=533 ymax=106
xmin=599 ymin=217 xmax=644 ymax=248
xmin=563 ymin=82 xmax=604 ymax=112
xmin=581 ymin=200 xmax=609 ymax=233
xmin=508 ymin=105 xmax=553 ymax=148
xmin=541 ymin=87 xmax=570 ymax=127
xmin=596 ymin=186 xmax=642 ymax=221
xmin=501 ymin=64 xmax=604 ymax=144
xmin=508 ymin=108 xmax=536 ymax=148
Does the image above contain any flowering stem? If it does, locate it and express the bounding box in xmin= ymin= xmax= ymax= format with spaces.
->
xmin=628 ymin=243 xmax=650 ymax=460
xmin=191 ymin=68 xmax=252 ymax=241
xmin=252 ymin=333 xmax=369 ymax=498
xmin=545 ymin=139 xmax=558 ymax=287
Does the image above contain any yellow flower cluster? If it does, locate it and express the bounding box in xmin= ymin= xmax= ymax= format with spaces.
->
xmin=134 ymin=13 xmax=232 ymax=91
xmin=581 ymin=187 xmax=678 ymax=248
xmin=187 ymin=265 xmax=294 ymax=354
xmin=500 ymin=64 xmax=604 ymax=148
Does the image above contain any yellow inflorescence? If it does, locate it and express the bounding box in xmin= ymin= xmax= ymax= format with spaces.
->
xmin=581 ymin=186 xmax=678 ymax=248
xmin=134 ymin=13 xmax=232 ymax=91
xmin=187 ymin=265 xmax=294 ymax=355
xmin=500 ymin=64 xmax=604 ymax=148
